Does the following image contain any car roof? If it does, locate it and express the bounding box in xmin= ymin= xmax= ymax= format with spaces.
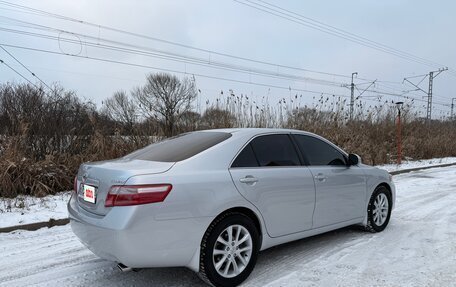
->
xmin=197 ymin=128 xmax=347 ymax=156
xmin=197 ymin=128 xmax=312 ymax=137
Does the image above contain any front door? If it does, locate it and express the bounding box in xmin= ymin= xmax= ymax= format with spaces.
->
xmin=293 ymin=134 xmax=366 ymax=228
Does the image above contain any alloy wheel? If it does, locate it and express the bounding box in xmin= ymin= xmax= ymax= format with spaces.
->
xmin=212 ymin=224 xmax=253 ymax=278
xmin=373 ymin=193 xmax=389 ymax=226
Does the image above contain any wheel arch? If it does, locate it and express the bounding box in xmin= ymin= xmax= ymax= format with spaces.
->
xmin=363 ymin=182 xmax=394 ymax=232
xmin=187 ymin=206 xmax=264 ymax=273
xmin=377 ymin=182 xmax=392 ymax=193
xmin=376 ymin=182 xmax=393 ymax=208
xmin=213 ymin=207 xmax=263 ymax=242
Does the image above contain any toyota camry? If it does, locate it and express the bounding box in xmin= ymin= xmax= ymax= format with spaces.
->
xmin=68 ymin=128 xmax=395 ymax=287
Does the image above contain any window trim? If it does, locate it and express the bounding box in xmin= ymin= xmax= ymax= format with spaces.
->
xmin=229 ymin=132 xmax=304 ymax=169
xmin=291 ymin=133 xmax=349 ymax=166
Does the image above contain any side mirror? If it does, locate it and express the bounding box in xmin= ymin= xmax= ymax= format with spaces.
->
xmin=348 ymin=153 xmax=361 ymax=166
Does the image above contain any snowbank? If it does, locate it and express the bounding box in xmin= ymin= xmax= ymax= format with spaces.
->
xmin=376 ymin=157 xmax=456 ymax=172
xmin=0 ymin=192 xmax=71 ymax=228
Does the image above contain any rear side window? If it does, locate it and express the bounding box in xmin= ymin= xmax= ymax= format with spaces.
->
xmin=293 ymin=135 xmax=346 ymax=166
xmin=250 ymin=134 xmax=300 ymax=167
xmin=124 ymin=132 xmax=231 ymax=162
xmin=231 ymin=144 xmax=259 ymax=168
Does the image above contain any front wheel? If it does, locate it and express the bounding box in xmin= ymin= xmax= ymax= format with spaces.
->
xmin=365 ymin=186 xmax=392 ymax=232
xmin=198 ymin=212 xmax=260 ymax=287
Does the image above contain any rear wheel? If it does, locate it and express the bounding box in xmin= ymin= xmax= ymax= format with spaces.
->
xmin=365 ymin=186 xmax=392 ymax=232
xmin=198 ymin=212 xmax=260 ymax=287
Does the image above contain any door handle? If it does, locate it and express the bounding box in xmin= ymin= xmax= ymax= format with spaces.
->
xmin=239 ymin=176 xmax=259 ymax=184
xmin=314 ymin=173 xmax=327 ymax=181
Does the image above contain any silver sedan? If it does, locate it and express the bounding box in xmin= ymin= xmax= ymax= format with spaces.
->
xmin=68 ymin=128 xmax=395 ymax=287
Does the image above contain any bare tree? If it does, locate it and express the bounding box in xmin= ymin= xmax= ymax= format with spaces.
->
xmin=133 ymin=73 xmax=197 ymax=136
xmin=103 ymin=90 xmax=137 ymax=130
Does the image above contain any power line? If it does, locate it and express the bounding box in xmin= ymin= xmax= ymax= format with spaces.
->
xmin=0 ymin=15 xmax=349 ymax=86
xmin=0 ymin=3 xmax=423 ymax=87
xmin=362 ymin=89 xmax=450 ymax=107
xmin=3 ymin=0 xmax=455 ymax=88
xmin=236 ymin=0 xmax=430 ymax=67
xmin=347 ymin=80 xmax=451 ymax=118
xmin=345 ymin=78 xmax=451 ymax=110
xmin=0 ymin=3 xmax=451 ymax=116
xmin=356 ymin=80 xmax=451 ymax=107
xmin=2 ymin=44 xmax=449 ymax=115
xmin=2 ymin=39 xmax=451 ymax=110
xmin=0 ymin=57 xmax=61 ymax=103
xmin=361 ymin=76 xmax=451 ymax=105
xmin=0 ymin=44 xmax=53 ymax=92
xmin=1 ymin=58 xmax=81 ymax=110
xmin=253 ymin=0 xmax=446 ymax=68
xmin=0 ymin=57 xmax=39 ymax=87
xmin=0 ymin=42 xmax=351 ymax=98
xmin=0 ymin=25 xmax=348 ymax=88
xmin=234 ymin=0 xmax=456 ymax=78
xmin=6 ymin=23 xmax=439 ymax=102
xmin=0 ymin=1 xmax=355 ymax=79
xmin=237 ymin=0 xmax=456 ymax=75
xmin=4 ymin=61 xmax=145 ymax=84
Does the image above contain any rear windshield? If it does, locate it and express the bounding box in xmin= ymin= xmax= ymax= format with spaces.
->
xmin=124 ymin=132 xmax=232 ymax=162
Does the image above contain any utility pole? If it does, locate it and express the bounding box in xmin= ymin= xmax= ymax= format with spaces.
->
xmin=349 ymin=72 xmax=358 ymax=121
xmin=451 ymin=98 xmax=456 ymax=119
xmin=395 ymin=102 xmax=404 ymax=165
xmin=426 ymin=71 xmax=434 ymax=120
xmin=404 ymin=67 xmax=447 ymax=122
xmin=426 ymin=68 xmax=447 ymax=121
xmin=345 ymin=73 xmax=376 ymax=121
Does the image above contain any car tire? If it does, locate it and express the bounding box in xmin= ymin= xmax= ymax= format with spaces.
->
xmin=365 ymin=186 xmax=392 ymax=233
xmin=198 ymin=212 xmax=260 ymax=287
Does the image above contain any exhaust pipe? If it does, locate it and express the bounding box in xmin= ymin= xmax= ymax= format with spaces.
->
xmin=117 ymin=263 xmax=133 ymax=272
xmin=117 ymin=263 xmax=140 ymax=272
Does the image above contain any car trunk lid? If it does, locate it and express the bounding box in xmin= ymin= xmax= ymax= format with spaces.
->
xmin=76 ymin=158 xmax=174 ymax=216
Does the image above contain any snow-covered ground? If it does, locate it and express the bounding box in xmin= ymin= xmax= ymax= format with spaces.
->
xmin=0 ymin=166 xmax=455 ymax=286
xmin=377 ymin=156 xmax=456 ymax=172
xmin=0 ymin=192 xmax=71 ymax=228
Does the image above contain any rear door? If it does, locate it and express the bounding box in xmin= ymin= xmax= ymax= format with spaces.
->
xmin=292 ymin=134 xmax=366 ymax=228
xmin=229 ymin=134 xmax=316 ymax=238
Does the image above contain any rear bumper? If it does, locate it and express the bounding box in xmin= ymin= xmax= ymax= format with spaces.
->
xmin=68 ymin=193 xmax=212 ymax=269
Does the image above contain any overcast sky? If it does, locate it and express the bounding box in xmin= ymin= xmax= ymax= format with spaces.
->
xmin=1 ymin=0 xmax=455 ymax=118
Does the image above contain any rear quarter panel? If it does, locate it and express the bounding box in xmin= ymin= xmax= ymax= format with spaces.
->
xmin=125 ymin=168 xmax=260 ymax=221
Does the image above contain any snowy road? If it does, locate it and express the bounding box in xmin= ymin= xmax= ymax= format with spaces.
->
xmin=1 ymin=166 xmax=455 ymax=287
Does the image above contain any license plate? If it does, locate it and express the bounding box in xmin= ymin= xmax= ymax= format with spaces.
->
xmin=83 ymin=184 xmax=96 ymax=203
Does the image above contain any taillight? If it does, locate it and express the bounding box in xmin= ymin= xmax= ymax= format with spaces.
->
xmin=105 ymin=184 xmax=172 ymax=207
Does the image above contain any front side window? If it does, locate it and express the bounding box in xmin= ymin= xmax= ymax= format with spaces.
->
xmin=247 ymin=134 xmax=301 ymax=167
xmin=293 ymin=135 xmax=346 ymax=166
xmin=124 ymin=131 xmax=232 ymax=162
